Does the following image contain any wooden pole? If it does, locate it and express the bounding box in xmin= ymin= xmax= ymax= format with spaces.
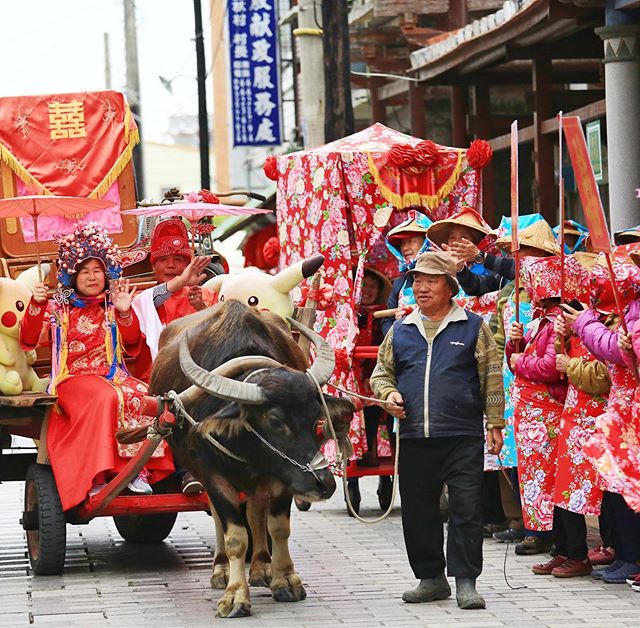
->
xmin=322 ymin=0 xmax=354 ymax=142
xmin=559 ymin=111 xmax=565 ymax=302
xmin=31 ymin=207 xmax=42 ymax=282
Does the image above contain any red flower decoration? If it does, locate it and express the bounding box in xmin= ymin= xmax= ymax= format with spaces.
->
xmin=334 ymin=348 xmax=350 ymax=374
xmin=191 ymin=223 xmax=216 ymax=236
xmin=388 ymin=143 xmax=417 ymax=168
xmin=198 ymin=189 xmax=220 ymax=204
xmin=413 ymin=140 xmax=439 ymax=167
xmin=467 ymin=139 xmax=493 ymax=170
xmin=263 ymin=155 xmax=278 ymax=181
xmin=262 ymin=236 xmax=280 ymax=267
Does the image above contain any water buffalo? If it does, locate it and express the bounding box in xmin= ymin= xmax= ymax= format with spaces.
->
xmin=149 ymin=300 xmax=353 ymax=618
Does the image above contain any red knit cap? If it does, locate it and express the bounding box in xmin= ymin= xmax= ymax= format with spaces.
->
xmin=150 ymin=219 xmax=192 ymax=264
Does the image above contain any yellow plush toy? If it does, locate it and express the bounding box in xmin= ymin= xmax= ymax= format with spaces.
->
xmin=0 ymin=265 xmax=50 ymax=395
xmin=204 ymin=254 xmax=325 ymax=320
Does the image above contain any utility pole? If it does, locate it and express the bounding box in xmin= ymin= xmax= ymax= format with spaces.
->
xmin=322 ymin=0 xmax=354 ymax=142
xmin=104 ymin=33 xmax=112 ymax=89
xmin=124 ymin=0 xmax=145 ymax=198
xmin=294 ymin=0 xmax=325 ymax=148
xmin=211 ymin=0 xmax=230 ymax=192
xmin=194 ymin=0 xmax=210 ymax=190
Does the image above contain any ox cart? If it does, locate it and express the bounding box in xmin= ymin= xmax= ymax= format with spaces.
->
xmin=0 ymin=391 xmax=208 ymax=575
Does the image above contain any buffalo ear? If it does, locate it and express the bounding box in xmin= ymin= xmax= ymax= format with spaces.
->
xmin=321 ymin=394 xmax=356 ymax=459
xmin=213 ymin=402 xmax=242 ymax=420
xmin=322 ymin=394 xmax=355 ymax=426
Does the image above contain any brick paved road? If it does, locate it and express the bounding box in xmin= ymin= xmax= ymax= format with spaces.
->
xmin=0 ymin=477 xmax=638 ymax=627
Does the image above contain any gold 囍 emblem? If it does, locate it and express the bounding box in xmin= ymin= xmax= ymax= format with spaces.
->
xmin=48 ymin=100 xmax=87 ymax=140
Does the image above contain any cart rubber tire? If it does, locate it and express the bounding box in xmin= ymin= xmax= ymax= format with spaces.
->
xmin=24 ymin=463 xmax=66 ymax=576
xmin=345 ymin=478 xmax=361 ymax=517
xmin=294 ymin=497 xmax=311 ymax=511
xmin=113 ymin=512 xmax=177 ymax=543
xmin=377 ymin=476 xmax=393 ymax=512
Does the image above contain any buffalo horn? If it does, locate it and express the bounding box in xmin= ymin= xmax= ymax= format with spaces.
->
xmin=287 ymin=318 xmax=335 ymax=386
xmin=178 ymin=334 xmax=270 ymax=404
xmin=177 ymin=355 xmax=284 ymax=406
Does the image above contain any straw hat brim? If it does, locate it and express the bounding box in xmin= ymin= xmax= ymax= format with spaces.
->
xmin=495 ymin=221 xmax=560 ymax=256
xmin=363 ymin=266 xmax=392 ymax=305
xmin=387 ymin=219 xmax=430 ymax=244
xmin=427 ymin=217 xmax=490 ymax=247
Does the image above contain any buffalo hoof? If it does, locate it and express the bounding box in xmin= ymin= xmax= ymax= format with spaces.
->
xmin=216 ymin=601 xmax=251 ymax=619
xmin=249 ymin=569 xmax=272 ymax=588
xmin=271 ymin=574 xmax=307 ymax=603
xmin=210 ymin=566 xmax=230 ymax=590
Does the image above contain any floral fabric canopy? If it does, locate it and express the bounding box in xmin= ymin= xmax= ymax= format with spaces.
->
xmin=274 ymin=124 xmax=483 ymax=460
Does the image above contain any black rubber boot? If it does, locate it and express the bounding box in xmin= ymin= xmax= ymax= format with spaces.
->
xmin=455 ymin=578 xmax=486 ymax=610
xmin=402 ymin=572 xmax=451 ymax=603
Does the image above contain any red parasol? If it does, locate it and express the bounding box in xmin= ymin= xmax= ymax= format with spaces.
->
xmin=122 ymin=202 xmax=271 ymax=252
xmin=0 ymin=195 xmax=114 ymax=278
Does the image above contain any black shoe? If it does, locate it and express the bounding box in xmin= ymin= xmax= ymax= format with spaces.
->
xmin=493 ymin=527 xmax=525 ymax=543
xmin=515 ymin=536 xmax=553 ymax=556
xmin=181 ymin=472 xmax=204 ymax=495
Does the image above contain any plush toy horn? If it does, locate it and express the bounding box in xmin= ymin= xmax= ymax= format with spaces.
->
xmin=15 ymin=264 xmax=51 ymax=291
xmin=271 ymin=254 xmax=324 ymax=295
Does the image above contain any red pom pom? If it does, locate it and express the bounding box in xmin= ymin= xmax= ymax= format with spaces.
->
xmin=388 ymin=143 xmax=417 ymax=168
xmin=334 ymin=348 xmax=350 ymax=374
xmin=263 ymin=155 xmax=279 ymax=181
xmin=198 ymin=189 xmax=220 ymax=204
xmin=467 ymin=139 xmax=493 ymax=170
xmin=262 ymin=236 xmax=280 ymax=267
xmin=413 ymin=140 xmax=439 ymax=167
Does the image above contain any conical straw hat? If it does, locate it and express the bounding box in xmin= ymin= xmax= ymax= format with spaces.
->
xmin=496 ymin=219 xmax=560 ymax=256
xmin=427 ymin=208 xmax=491 ymax=247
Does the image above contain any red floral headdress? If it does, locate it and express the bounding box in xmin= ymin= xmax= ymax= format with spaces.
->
xmin=590 ymin=259 xmax=640 ymax=314
xmin=521 ymin=255 xmax=587 ymax=307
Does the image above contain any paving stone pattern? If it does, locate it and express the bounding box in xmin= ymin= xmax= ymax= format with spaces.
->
xmin=0 ymin=479 xmax=638 ymax=627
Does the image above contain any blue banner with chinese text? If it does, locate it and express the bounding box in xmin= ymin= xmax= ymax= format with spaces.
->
xmin=228 ymin=0 xmax=282 ymax=146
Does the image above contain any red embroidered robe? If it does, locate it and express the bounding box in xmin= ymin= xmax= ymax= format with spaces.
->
xmin=20 ymin=298 xmax=174 ymax=511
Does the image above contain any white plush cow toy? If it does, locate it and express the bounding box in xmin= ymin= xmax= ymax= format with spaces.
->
xmin=204 ymin=254 xmax=324 ymax=320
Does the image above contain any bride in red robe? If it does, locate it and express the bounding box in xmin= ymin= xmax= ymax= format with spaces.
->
xmin=20 ymin=223 xmax=174 ymax=512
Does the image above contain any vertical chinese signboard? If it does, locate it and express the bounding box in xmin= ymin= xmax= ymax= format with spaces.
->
xmin=228 ymin=0 xmax=282 ymax=146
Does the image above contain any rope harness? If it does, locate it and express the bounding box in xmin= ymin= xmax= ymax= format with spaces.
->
xmin=165 ymin=389 xmax=326 ymax=479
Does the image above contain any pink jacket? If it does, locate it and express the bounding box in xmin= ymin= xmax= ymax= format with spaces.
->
xmin=506 ymin=317 xmax=567 ymax=403
xmin=573 ymin=301 xmax=640 ymax=366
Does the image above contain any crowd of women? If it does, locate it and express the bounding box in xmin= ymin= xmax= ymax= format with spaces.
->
xmin=362 ymin=207 xmax=640 ymax=592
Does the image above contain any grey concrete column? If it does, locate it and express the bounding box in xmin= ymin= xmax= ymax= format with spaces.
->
xmin=596 ymin=21 xmax=640 ymax=231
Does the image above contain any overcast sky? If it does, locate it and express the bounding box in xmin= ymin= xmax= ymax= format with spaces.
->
xmin=0 ymin=0 xmax=213 ymax=142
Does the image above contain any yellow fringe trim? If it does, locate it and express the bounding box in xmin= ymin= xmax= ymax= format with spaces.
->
xmin=89 ymin=126 xmax=140 ymax=199
xmin=0 ymin=144 xmax=52 ymax=195
xmin=0 ymin=119 xmax=139 ymax=200
xmin=367 ymin=151 xmax=464 ymax=210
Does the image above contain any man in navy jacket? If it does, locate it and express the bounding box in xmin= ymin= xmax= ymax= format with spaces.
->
xmin=371 ymin=251 xmax=504 ymax=610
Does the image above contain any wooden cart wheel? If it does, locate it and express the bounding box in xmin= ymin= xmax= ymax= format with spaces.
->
xmin=294 ymin=497 xmax=311 ymax=511
xmin=113 ymin=512 xmax=177 ymax=543
xmin=23 ymin=463 xmax=66 ymax=575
